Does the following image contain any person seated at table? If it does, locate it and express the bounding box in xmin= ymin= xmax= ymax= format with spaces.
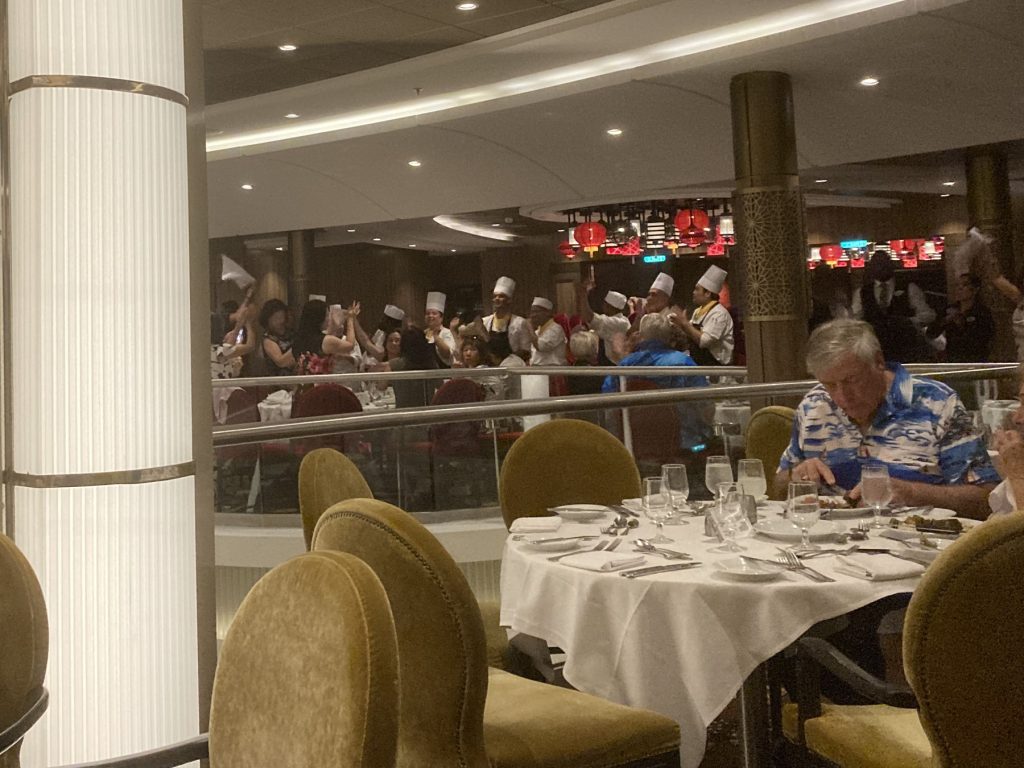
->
xmin=566 ymin=330 xmax=603 ymax=396
xmin=775 ymin=318 xmax=998 ymax=519
xmin=383 ymin=326 xmax=440 ymax=409
xmin=985 ymin=366 xmax=1024 ymax=517
xmin=258 ymin=298 xmax=295 ymax=377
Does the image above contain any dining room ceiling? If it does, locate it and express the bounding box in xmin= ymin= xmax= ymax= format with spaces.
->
xmin=203 ymin=0 xmax=1024 ymax=247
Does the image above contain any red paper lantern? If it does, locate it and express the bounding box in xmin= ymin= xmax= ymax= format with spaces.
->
xmin=674 ymin=208 xmax=710 ymax=232
xmin=889 ymin=239 xmax=903 ymax=254
xmin=573 ymin=222 xmax=607 ymax=255
xmin=851 ymin=257 xmax=866 ymax=269
xmin=557 ymin=240 xmax=575 ymax=258
xmin=819 ymin=244 xmax=843 ymax=263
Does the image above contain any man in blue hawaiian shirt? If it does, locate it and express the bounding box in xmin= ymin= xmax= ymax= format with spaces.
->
xmin=776 ymin=319 xmax=998 ymax=519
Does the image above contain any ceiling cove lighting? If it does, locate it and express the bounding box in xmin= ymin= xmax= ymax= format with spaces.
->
xmin=859 ymin=76 xmax=880 ymax=86
xmin=278 ymin=44 xmax=297 ymax=51
xmin=434 ymin=214 xmax=516 ymax=242
xmin=208 ymin=0 xmax=917 ymax=155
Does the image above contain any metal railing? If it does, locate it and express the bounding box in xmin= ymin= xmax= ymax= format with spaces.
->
xmin=211 ymin=363 xmax=1018 ymax=447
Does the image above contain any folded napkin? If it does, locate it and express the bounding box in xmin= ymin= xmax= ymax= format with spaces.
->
xmin=835 ymin=553 xmax=925 ymax=581
xmin=559 ymin=552 xmax=647 ymax=572
xmin=509 ymin=517 xmax=562 ymax=533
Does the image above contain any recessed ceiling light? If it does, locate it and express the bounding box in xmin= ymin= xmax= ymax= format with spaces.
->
xmin=275 ymin=246 xmax=285 ymax=251
xmin=557 ymin=229 xmax=565 ymax=233
xmin=240 ymin=183 xmax=253 ymax=190
xmin=491 ymin=223 xmax=501 ymax=227
xmin=347 ymin=228 xmax=356 ymax=232
xmin=942 ymin=181 xmax=956 ymax=187
xmin=408 ymin=244 xmax=417 ymax=248
xmin=372 ymin=237 xmax=381 ymax=242
xmin=606 ymin=127 xmax=623 ymax=136
xmin=815 ymin=178 xmax=828 ymax=183
xmin=859 ymin=76 xmax=879 ymax=87
xmin=285 ymin=113 xmax=300 ymax=119
xmin=940 ymin=193 xmax=951 ymax=198
xmin=450 ymin=249 xmax=458 ymax=252
xmin=278 ymin=44 xmax=297 ymax=52
xmin=456 ymin=2 xmax=478 ymax=10
xmin=407 ymin=160 xmax=422 ymax=167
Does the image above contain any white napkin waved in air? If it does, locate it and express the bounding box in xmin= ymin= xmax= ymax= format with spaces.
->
xmin=221 ymin=255 xmax=255 ymax=289
xmin=559 ymin=551 xmax=647 ymax=572
xmin=835 ymin=553 xmax=925 ymax=581
xmin=509 ymin=517 xmax=562 ymax=533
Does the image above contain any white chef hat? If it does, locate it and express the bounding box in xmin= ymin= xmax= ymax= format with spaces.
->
xmin=697 ymin=265 xmax=727 ymax=294
xmin=425 ymin=291 xmax=446 ymax=313
xmin=383 ymin=304 xmax=405 ymax=321
xmin=531 ymin=296 xmax=553 ymax=310
xmin=650 ymin=272 xmax=674 ymax=296
xmin=493 ymin=276 xmax=516 ymax=297
xmin=604 ymin=290 xmax=627 ymax=310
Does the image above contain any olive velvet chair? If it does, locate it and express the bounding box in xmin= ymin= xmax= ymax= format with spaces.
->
xmin=498 ymin=419 xmax=642 ymax=529
xmin=62 ymin=550 xmax=400 ymax=768
xmin=298 ymin=447 xmax=374 ymax=549
xmin=0 ymin=535 xmax=48 ymax=768
xmin=312 ymin=498 xmax=681 ymax=768
xmin=781 ymin=513 xmax=1024 ymax=768
xmin=745 ymin=406 xmax=795 ymax=500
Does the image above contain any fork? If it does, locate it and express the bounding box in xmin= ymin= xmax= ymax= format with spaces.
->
xmin=548 ymin=539 xmax=609 ymax=562
xmin=779 ymin=549 xmax=836 ymax=582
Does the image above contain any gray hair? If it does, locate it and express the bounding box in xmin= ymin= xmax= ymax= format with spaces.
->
xmin=569 ymin=330 xmax=599 ymax=361
xmin=805 ymin=319 xmax=882 ymax=375
xmin=638 ymin=312 xmax=673 ymax=344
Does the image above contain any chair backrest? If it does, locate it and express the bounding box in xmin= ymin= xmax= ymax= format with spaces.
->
xmin=498 ymin=420 xmax=641 ymax=529
xmin=292 ymin=384 xmax=363 ymax=455
xmin=624 ymin=379 xmax=683 ymax=464
xmin=298 ymin=448 xmax=374 ymax=549
xmin=0 ymin=535 xmax=48 ymax=768
xmin=224 ymin=388 xmax=261 ymax=424
xmin=209 ymin=550 xmax=399 ymax=768
xmin=903 ymin=513 xmax=1024 ymax=768
xmin=745 ymin=406 xmax=795 ymax=500
xmin=430 ymin=379 xmax=486 ymax=457
xmin=312 ymin=499 xmax=490 ymax=768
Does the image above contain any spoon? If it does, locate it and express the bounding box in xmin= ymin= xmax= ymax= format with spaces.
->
xmin=634 ymin=539 xmax=692 ymax=559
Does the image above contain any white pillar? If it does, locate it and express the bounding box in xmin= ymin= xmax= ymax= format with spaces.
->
xmin=5 ymin=1 xmax=199 ymax=764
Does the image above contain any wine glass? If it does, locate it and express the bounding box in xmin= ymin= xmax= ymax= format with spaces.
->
xmin=788 ymin=481 xmax=820 ymax=550
xmin=861 ymin=465 xmax=892 ymax=529
xmin=737 ymin=459 xmax=767 ymax=500
xmin=704 ymin=456 xmax=733 ymax=500
xmin=643 ymin=477 xmax=674 ymax=543
xmin=709 ymin=482 xmax=749 ymax=552
xmin=660 ymin=464 xmax=690 ymax=525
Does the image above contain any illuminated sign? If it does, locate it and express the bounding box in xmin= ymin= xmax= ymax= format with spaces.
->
xmin=840 ymin=239 xmax=870 ymax=249
xmin=642 ymin=254 xmax=667 ymax=263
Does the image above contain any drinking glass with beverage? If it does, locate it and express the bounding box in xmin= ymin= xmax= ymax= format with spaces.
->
xmin=704 ymin=456 xmax=733 ymax=499
xmin=737 ymin=458 xmax=767 ymax=500
xmin=860 ymin=464 xmax=892 ymax=529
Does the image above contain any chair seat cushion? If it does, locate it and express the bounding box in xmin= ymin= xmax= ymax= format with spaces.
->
xmin=782 ymin=702 xmax=933 ymax=768
xmin=483 ymin=668 xmax=680 ymax=768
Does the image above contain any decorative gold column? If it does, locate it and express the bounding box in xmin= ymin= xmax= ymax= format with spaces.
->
xmin=289 ymin=229 xmax=314 ymax=312
xmin=966 ymin=146 xmax=1016 ymax=362
xmin=730 ymin=71 xmax=808 ymax=389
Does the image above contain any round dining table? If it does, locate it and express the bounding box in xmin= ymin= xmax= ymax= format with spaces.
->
xmin=499 ymin=502 xmax=949 ymax=768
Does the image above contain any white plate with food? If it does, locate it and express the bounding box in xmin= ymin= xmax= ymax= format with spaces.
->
xmin=520 ymin=536 xmax=590 ymax=552
xmin=714 ymin=557 xmax=783 ymax=582
xmin=817 ymin=496 xmax=873 ymax=519
xmin=548 ymin=504 xmax=608 ymax=522
xmin=754 ymin=518 xmax=845 ymax=542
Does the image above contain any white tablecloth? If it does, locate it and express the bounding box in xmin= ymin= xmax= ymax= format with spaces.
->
xmin=500 ymin=504 xmax=924 ymax=768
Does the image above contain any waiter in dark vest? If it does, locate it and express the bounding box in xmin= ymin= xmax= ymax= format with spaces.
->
xmin=670 ymin=265 xmax=734 ymax=366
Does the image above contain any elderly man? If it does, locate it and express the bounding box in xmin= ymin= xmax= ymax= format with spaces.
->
xmin=776 ymin=319 xmax=998 ymax=518
xmin=526 ymin=296 xmax=567 ymax=366
xmin=482 ymin=275 xmax=531 ymax=357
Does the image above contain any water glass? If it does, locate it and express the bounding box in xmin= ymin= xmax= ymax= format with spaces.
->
xmin=861 ymin=464 xmax=893 ymax=529
xmin=737 ymin=458 xmax=767 ymax=500
xmin=704 ymin=456 xmax=733 ymax=499
xmin=788 ymin=481 xmax=820 ymax=549
xmin=660 ymin=464 xmax=690 ymax=525
xmin=710 ymin=482 xmax=749 ymax=552
xmin=642 ymin=476 xmax=674 ymax=543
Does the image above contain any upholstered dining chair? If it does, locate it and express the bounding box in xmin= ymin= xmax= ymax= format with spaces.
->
xmin=498 ymin=419 xmax=642 ymax=529
xmin=745 ymin=406 xmax=795 ymax=500
xmin=780 ymin=513 xmax=1024 ymax=768
xmin=298 ymin=447 xmax=374 ymax=549
xmin=0 ymin=535 xmax=48 ymax=768
xmin=60 ymin=550 xmax=400 ymax=768
xmin=312 ymin=498 xmax=682 ymax=768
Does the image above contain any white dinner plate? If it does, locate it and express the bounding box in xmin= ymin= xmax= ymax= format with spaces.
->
xmin=894 ymin=508 xmax=956 ymax=521
xmin=714 ymin=557 xmax=782 ymax=582
xmin=754 ymin=518 xmax=844 ymax=542
xmin=520 ymin=537 xmax=586 ymax=552
xmin=549 ymin=504 xmax=608 ymax=522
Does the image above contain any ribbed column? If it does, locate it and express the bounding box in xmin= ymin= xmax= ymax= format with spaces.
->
xmin=730 ymin=71 xmax=808 ymax=391
xmin=4 ymin=1 xmax=199 ymax=764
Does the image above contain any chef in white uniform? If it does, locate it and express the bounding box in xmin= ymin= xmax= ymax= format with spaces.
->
xmin=576 ymin=274 xmax=630 ymax=364
xmin=671 ymin=265 xmax=735 ymax=366
xmin=526 ymin=296 xmax=567 ymax=366
xmin=482 ymin=276 xmax=531 ymax=357
xmin=424 ymin=291 xmax=457 ymax=366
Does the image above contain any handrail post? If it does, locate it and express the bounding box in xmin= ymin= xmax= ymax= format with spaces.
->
xmin=620 ymin=375 xmax=634 ymax=458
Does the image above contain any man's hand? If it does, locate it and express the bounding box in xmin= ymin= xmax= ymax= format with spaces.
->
xmin=667 ymin=306 xmax=691 ymax=328
xmin=789 ymin=458 xmax=836 ymax=486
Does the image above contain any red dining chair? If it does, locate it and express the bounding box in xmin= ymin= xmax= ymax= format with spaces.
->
xmin=215 ymin=388 xmax=262 ymax=514
xmin=429 ymin=379 xmax=489 ymax=509
xmin=290 ymin=383 xmax=363 ymax=456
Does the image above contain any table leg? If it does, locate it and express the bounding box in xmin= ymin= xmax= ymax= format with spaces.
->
xmin=737 ymin=663 xmax=770 ymax=768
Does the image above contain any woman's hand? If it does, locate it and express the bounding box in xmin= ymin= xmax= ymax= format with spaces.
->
xmin=449 ymin=316 xmax=461 ymax=333
xmin=348 ymin=301 xmax=361 ymax=318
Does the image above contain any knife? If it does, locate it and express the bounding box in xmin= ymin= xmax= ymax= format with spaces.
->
xmin=516 ymin=535 xmax=599 ymax=544
xmin=619 ymin=562 xmax=702 ymax=578
xmin=741 ymin=555 xmax=836 ymax=582
xmin=610 ymin=504 xmax=640 ymax=518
